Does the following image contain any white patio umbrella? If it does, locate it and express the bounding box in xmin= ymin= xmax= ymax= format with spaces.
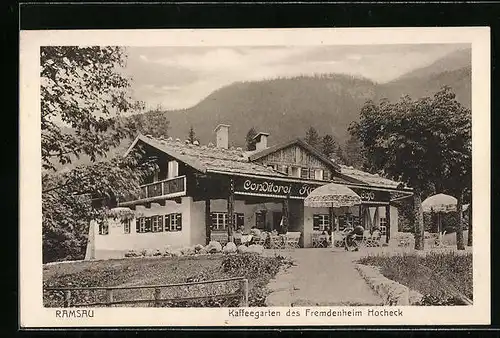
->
xmin=304 ymin=183 xmax=362 ymax=208
xmin=304 ymin=183 xmax=362 ymax=248
xmin=422 ymin=193 xmax=457 ymax=233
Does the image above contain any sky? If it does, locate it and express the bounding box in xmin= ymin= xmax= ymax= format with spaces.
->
xmin=124 ymin=44 xmax=469 ymax=110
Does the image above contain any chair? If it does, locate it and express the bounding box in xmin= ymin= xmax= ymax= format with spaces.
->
xmin=312 ymin=233 xmax=330 ymax=248
xmin=365 ymin=230 xmax=382 ymax=247
xmin=270 ymin=234 xmax=285 ymax=249
xmin=254 ymin=232 xmax=267 ymax=246
xmin=285 ymin=232 xmax=301 ymax=249
xmin=233 ymin=232 xmax=242 ymax=246
xmin=211 ymin=232 xmax=228 ymax=246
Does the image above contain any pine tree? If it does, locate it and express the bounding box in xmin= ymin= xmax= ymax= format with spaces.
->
xmin=188 ymin=125 xmax=196 ymax=143
xmin=305 ymin=127 xmax=320 ymax=149
xmin=246 ymin=127 xmax=257 ymax=151
xmin=321 ymin=134 xmax=336 ymax=159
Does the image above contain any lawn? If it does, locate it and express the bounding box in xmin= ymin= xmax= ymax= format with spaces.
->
xmin=357 ymin=251 xmax=473 ymax=305
xmin=43 ymin=253 xmax=291 ymax=307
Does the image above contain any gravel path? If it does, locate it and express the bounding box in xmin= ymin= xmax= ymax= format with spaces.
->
xmin=265 ymin=248 xmax=383 ymax=306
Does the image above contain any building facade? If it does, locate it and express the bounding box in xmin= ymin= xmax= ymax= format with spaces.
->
xmin=85 ymin=124 xmax=413 ymax=260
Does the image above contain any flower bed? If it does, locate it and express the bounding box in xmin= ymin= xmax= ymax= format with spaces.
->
xmin=357 ymin=251 xmax=472 ymax=305
xmin=43 ymin=252 xmax=288 ymax=307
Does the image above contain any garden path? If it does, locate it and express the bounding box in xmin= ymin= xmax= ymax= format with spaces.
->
xmin=265 ymin=248 xmax=383 ymax=306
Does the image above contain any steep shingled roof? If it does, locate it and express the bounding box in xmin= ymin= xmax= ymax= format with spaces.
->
xmin=339 ymin=165 xmax=405 ymax=190
xmin=125 ymin=134 xmax=288 ymax=177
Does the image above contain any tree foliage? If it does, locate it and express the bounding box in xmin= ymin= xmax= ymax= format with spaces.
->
xmin=41 ymin=46 xmax=143 ymax=171
xmin=321 ymin=134 xmax=337 ymax=159
xmin=343 ymin=134 xmax=367 ymax=169
xmin=188 ymin=125 xmax=196 ymax=143
xmin=245 ymin=127 xmax=257 ymax=151
xmin=349 ymin=87 xmax=471 ymax=250
xmin=40 ymin=46 xmax=158 ymax=262
xmin=130 ymin=105 xmax=170 ymax=139
xmin=42 ymin=149 xmax=157 ymax=262
xmin=304 ymin=127 xmax=320 ymax=149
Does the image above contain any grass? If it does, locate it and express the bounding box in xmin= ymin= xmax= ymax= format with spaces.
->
xmin=43 ymin=254 xmax=290 ymax=307
xmin=357 ymin=251 xmax=472 ymax=305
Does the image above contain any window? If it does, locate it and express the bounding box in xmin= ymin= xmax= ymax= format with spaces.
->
xmin=167 ymin=160 xmax=179 ymax=178
xmin=314 ymin=169 xmax=323 ymax=180
xmin=165 ymin=213 xmax=182 ymax=232
xmin=379 ymin=217 xmax=387 ymax=235
xmin=124 ymin=220 xmax=131 ymax=234
xmin=211 ymin=212 xmax=244 ymax=231
xmin=255 ymin=211 xmax=266 ymax=229
xmin=98 ymin=222 xmax=109 ymax=235
xmin=136 ymin=217 xmax=152 ymax=233
xmin=323 ymin=170 xmax=330 ymax=181
xmin=290 ymin=166 xmax=300 ymax=177
xmin=313 ymin=214 xmax=330 ymax=232
xmin=300 ymin=167 xmax=309 ymax=179
xmin=152 ymin=215 xmax=164 ymax=232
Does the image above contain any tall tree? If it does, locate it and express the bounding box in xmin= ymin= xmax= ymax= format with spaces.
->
xmin=305 ymin=127 xmax=320 ymax=149
xmin=350 ymin=94 xmax=446 ymax=250
xmin=321 ymin=134 xmax=337 ymax=159
xmin=41 ymin=46 xmax=154 ymax=262
xmin=188 ymin=125 xmax=196 ymax=143
xmin=245 ymin=127 xmax=257 ymax=151
xmin=432 ymin=87 xmax=471 ymax=250
xmin=344 ymin=134 xmax=366 ymax=169
xmin=131 ymin=104 xmax=170 ymax=139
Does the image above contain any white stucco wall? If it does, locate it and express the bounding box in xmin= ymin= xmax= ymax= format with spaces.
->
xmin=93 ymin=197 xmax=194 ymax=259
xmin=88 ymin=197 xmax=401 ymax=259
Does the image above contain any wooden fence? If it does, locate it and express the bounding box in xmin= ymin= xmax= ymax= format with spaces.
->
xmin=44 ymin=276 xmax=249 ymax=308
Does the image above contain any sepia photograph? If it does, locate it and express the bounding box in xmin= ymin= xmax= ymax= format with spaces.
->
xmin=20 ymin=27 xmax=490 ymax=327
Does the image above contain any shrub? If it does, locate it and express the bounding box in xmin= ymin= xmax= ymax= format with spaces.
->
xmin=124 ymin=250 xmax=140 ymax=258
xmin=221 ymin=253 xmax=292 ymax=306
xmin=357 ymin=251 xmax=472 ymax=305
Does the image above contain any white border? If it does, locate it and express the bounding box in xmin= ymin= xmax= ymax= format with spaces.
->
xmin=20 ymin=27 xmax=490 ymax=327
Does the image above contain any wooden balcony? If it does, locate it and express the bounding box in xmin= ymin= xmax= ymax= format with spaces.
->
xmin=119 ymin=176 xmax=187 ymax=206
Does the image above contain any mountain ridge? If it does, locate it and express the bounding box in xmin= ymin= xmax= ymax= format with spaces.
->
xmin=52 ymin=48 xmax=471 ymax=170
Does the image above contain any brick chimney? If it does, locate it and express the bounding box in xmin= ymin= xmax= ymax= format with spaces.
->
xmin=253 ymin=132 xmax=270 ymax=151
xmin=214 ymin=124 xmax=230 ymax=149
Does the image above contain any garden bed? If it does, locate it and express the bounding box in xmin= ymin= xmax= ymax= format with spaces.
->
xmin=43 ymin=253 xmax=291 ymax=307
xmin=357 ymin=251 xmax=472 ymax=305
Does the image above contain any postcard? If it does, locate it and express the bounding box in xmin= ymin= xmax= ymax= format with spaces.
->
xmin=19 ymin=27 xmax=490 ymax=328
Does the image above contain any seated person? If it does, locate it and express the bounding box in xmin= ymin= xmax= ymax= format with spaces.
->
xmin=345 ymin=225 xmax=365 ymax=250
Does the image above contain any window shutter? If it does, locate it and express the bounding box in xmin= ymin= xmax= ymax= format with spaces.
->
xmin=165 ymin=214 xmax=171 ymax=232
xmin=323 ymin=170 xmax=330 ymax=181
xmin=158 ymin=215 xmax=164 ymax=232
xmin=176 ymin=214 xmax=182 ymax=231
xmin=237 ymin=213 xmax=245 ymax=227
xmin=136 ymin=218 xmax=141 ymax=232
xmin=313 ymin=215 xmax=320 ymax=231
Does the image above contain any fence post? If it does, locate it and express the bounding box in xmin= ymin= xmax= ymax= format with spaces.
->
xmin=241 ymin=279 xmax=249 ymax=307
xmin=106 ymin=289 xmax=114 ymax=307
xmin=154 ymin=288 xmax=161 ymax=307
xmin=64 ymin=290 xmax=71 ymax=307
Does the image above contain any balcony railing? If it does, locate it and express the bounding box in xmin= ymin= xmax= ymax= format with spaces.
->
xmin=119 ymin=176 xmax=187 ymax=206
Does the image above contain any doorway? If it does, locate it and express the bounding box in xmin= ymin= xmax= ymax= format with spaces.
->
xmin=272 ymin=212 xmax=282 ymax=232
